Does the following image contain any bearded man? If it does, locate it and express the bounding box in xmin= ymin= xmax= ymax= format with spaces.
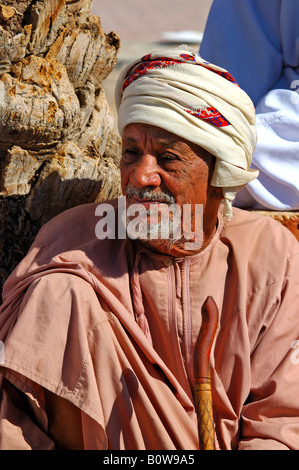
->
xmin=0 ymin=48 xmax=298 ymax=451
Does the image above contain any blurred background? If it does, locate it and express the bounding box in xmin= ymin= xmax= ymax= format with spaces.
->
xmin=91 ymin=0 xmax=213 ymax=129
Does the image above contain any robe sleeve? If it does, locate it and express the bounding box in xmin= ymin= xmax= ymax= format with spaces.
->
xmin=0 ymin=273 xmax=108 ymax=450
xmin=239 ymin=250 xmax=299 ymax=450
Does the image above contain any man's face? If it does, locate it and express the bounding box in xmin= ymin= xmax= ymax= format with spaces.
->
xmin=120 ymin=123 xmax=220 ymax=255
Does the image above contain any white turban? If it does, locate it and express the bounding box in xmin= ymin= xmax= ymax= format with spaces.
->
xmin=115 ymin=47 xmax=259 ymax=219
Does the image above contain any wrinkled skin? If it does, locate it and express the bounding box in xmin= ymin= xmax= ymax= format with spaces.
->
xmin=121 ymin=123 xmax=222 ymax=257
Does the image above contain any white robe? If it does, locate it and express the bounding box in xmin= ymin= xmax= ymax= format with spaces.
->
xmin=200 ymin=0 xmax=299 ymax=210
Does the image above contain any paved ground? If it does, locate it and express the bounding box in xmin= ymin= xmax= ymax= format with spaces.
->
xmin=90 ymin=0 xmax=213 ymax=130
xmin=91 ymin=0 xmax=213 ymax=43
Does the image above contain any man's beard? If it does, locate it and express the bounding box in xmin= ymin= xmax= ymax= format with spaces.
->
xmin=125 ymin=184 xmax=184 ymax=250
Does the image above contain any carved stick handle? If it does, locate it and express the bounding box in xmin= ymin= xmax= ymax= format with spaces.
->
xmin=194 ymin=296 xmax=218 ymax=450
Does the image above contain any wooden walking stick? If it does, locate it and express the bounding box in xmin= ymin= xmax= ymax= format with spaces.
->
xmin=194 ymin=296 xmax=218 ymax=450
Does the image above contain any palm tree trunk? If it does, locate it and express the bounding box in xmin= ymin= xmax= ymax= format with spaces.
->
xmin=0 ymin=0 xmax=122 ymax=297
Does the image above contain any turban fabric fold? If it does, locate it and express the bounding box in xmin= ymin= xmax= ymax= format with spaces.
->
xmin=115 ymin=47 xmax=259 ymax=219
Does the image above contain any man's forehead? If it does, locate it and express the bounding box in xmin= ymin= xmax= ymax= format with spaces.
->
xmin=122 ymin=124 xmax=186 ymax=147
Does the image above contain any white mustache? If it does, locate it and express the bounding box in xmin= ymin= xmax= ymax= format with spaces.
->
xmin=126 ymin=184 xmax=175 ymax=204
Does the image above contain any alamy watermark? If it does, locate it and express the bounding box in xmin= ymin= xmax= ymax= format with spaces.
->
xmin=0 ymin=341 xmax=4 ymax=365
xmin=290 ymin=340 xmax=299 ymax=365
xmin=95 ymin=196 xmax=203 ymax=251
xmin=290 ymin=80 xmax=299 ymax=105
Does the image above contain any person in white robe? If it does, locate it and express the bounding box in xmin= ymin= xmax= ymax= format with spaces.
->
xmin=200 ymin=0 xmax=299 ymax=210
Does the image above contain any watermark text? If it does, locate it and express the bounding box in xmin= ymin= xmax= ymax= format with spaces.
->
xmin=95 ymin=197 xmax=203 ymax=251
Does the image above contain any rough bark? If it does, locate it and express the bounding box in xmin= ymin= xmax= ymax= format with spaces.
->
xmin=0 ymin=0 xmax=122 ymax=297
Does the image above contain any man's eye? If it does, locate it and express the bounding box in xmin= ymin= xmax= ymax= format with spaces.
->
xmin=159 ymin=153 xmax=179 ymax=162
xmin=122 ymin=149 xmax=140 ymax=161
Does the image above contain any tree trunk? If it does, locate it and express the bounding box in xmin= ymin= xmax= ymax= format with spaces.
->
xmin=0 ymin=0 xmax=122 ymax=298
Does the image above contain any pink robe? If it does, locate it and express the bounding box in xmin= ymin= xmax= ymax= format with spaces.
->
xmin=0 ymin=199 xmax=298 ymax=450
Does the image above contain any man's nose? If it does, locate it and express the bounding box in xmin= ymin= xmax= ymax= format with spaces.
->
xmin=129 ymin=154 xmax=161 ymax=188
